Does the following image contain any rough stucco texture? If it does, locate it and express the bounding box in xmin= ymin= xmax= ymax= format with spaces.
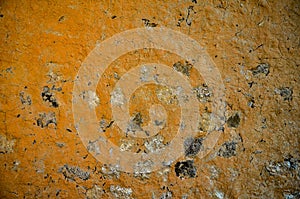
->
xmin=0 ymin=0 xmax=299 ymax=198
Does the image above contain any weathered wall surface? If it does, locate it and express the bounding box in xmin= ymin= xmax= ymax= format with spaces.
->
xmin=0 ymin=0 xmax=299 ymax=198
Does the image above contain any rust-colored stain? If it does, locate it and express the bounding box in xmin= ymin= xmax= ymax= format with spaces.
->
xmin=0 ymin=0 xmax=299 ymax=198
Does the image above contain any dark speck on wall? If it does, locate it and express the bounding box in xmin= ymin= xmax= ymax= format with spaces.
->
xmin=58 ymin=164 xmax=90 ymax=181
xmin=126 ymin=112 xmax=143 ymax=134
xmin=41 ymin=86 xmax=59 ymax=107
xmin=58 ymin=16 xmax=65 ymax=22
xmin=184 ymin=137 xmax=203 ymax=157
xmin=251 ymin=63 xmax=269 ymax=76
xmin=227 ymin=113 xmax=240 ymax=128
xmin=142 ymin=18 xmax=158 ymax=27
xmin=175 ymin=160 xmax=197 ymax=178
xmin=275 ymin=87 xmax=293 ymax=101
xmin=173 ymin=61 xmax=193 ymax=77
xmin=36 ymin=112 xmax=57 ymax=128
xmin=218 ymin=141 xmax=237 ymax=158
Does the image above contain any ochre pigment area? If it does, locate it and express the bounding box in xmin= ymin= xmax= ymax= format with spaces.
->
xmin=0 ymin=0 xmax=299 ymax=198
